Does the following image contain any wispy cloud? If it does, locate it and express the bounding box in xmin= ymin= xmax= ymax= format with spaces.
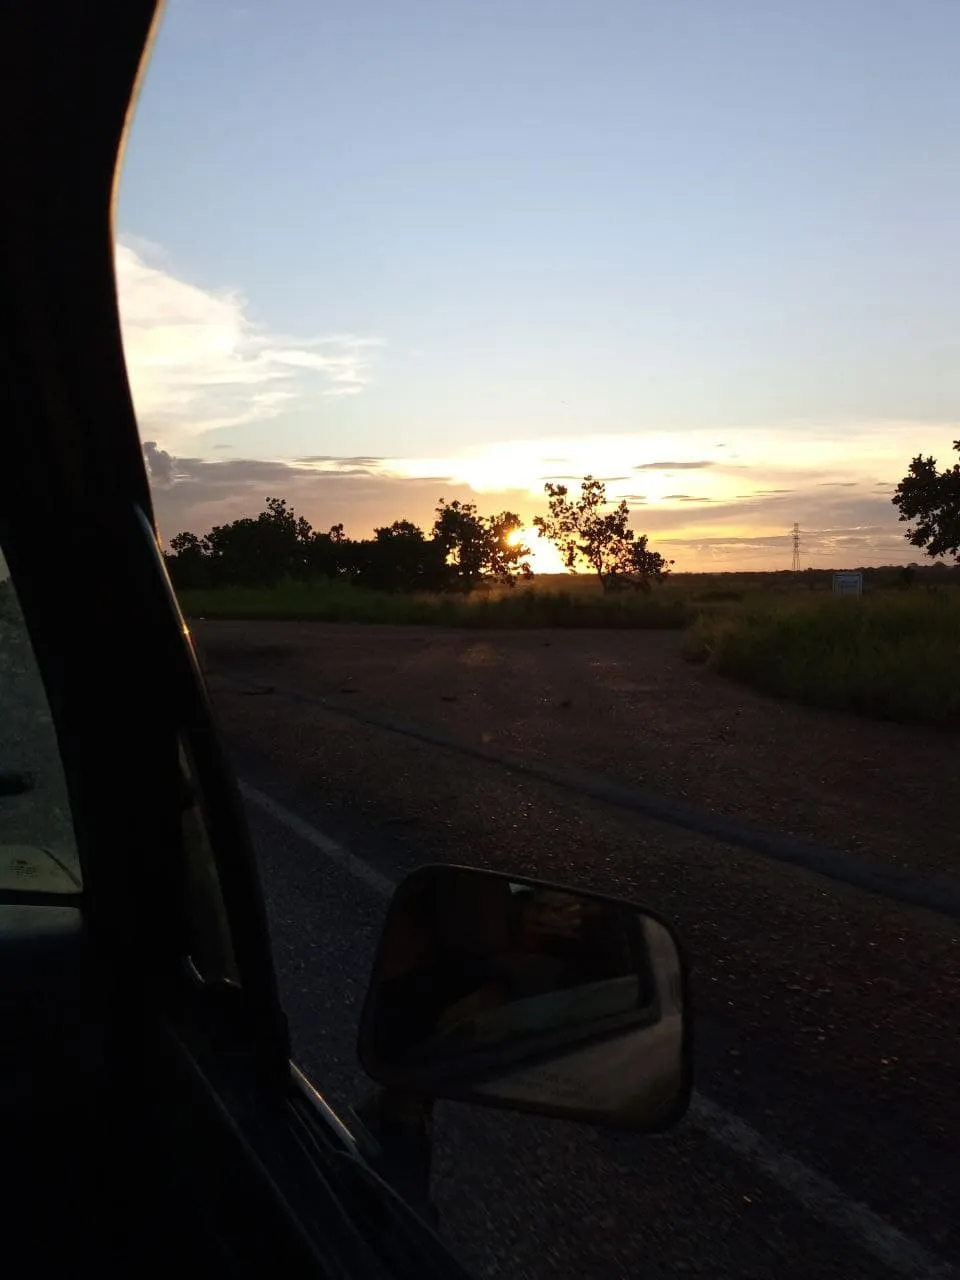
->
xmin=116 ymin=240 xmax=380 ymax=445
xmin=295 ymin=455 xmax=385 ymax=468
xmin=634 ymin=460 xmax=714 ymax=471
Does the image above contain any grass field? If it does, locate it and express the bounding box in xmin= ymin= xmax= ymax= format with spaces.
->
xmin=684 ymin=588 xmax=960 ymax=728
xmin=177 ymin=576 xmax=690 ymax=629
xmin=178 ymin=570 xmax=960 ymax=729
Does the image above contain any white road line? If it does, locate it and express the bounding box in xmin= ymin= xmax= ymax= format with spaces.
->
xmin=687 ymin=1096 xmax=954 ymax=1280
xmin=240 ymin=780 xmax=956 ymax=1280
xmin=241 ymin=781 xmax=396 ymax=897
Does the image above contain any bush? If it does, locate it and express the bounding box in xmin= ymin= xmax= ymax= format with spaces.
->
xmin=684 ymin=593 xmax=960 ymax=728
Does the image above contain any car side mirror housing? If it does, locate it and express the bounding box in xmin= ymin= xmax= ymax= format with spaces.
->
xmin=357 ymin=865 xmax=692 ymax=1132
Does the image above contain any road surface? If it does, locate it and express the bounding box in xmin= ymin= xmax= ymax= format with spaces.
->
xmin=198 ymin=622 xmax=959 ymax=1280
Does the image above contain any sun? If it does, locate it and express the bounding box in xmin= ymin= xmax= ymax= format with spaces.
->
xmin=507 ymin=526 xmax=568 ymax=576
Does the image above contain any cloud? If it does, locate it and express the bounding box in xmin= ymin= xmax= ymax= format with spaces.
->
xmin=658 ymin=533 xmax=795 ymax=550
xmin=146 ymin=448 xmax=475 ymax=544
xmin=734 ymin=488 xmax=797 ymax=498
xmin=663 ymin=493 xmax=713 ymax=502
xmin=637 ymin=486 xmax=916 ymax=569
xmin=634 ymin=460 xmax=714 ymax=471
xmin=295 ymin=455 xmax=385 ymax=468
xmin=143 ymin=440 xmax=175 ymax=487
xmin=116 ymin=241 xmax=380 ymax=444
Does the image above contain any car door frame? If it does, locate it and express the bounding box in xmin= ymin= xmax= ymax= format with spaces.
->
xmin=0 ymin=3 xmax=473 ymax=1275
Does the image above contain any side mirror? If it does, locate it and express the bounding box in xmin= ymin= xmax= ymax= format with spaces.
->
xmin=358 ymin=865 xmax=691 ymax=1132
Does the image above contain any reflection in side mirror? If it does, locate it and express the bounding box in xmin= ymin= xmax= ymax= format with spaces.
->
xmin=357 ymin=865 xmax=691 ymax=1132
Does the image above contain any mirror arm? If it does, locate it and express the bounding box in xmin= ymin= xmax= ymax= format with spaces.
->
xmin=349 ymin=1087 xmax=437 ymax=1223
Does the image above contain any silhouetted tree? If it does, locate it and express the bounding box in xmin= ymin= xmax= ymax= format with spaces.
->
xmin=361 ymin=520 xmax=449 ymax=591
xmin=305 ymin=524 xmax=353 ymax=580
xmin=533 ymin=476 xmax=671 ymax=591
xmin=163 ymin=497 xmax=312 ymax=588
xmin=486 ymin=511 xmax=534 ymax=585
xmin=164 ymin=495 xmax=531 ymax=594
xmin=893 ymin=440 xmax=960 ymax=561
xmin=200 ymin=496 xmax=313 ymax=586
xmin=166 ymin=531 xmax=209 ymax=589
xmin=432 ymin=500 xmax=531 ymax=589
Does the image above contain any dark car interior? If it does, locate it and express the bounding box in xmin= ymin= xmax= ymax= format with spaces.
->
xmin=1 ymin=4 xmax=480 ymax=1270
xmin=0 ymin=2 xmax=326 ymax=1272
xmin=1 ymin=900 xmax=220 ymax=1272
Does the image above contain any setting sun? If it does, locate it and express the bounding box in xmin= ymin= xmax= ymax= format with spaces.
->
xmin=509 ymin=527 xmax=568 ymax=576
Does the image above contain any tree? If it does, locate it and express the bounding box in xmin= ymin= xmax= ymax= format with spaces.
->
xmin=533 ymin=475 xmax=671 ymax=591
xmin=432 ymin=500 xmax=487 ymax=589
xmin=165 ymin=531 xmax=209 ymax=589
xmin=163 ymin=494 xmax=532 ymax=595
xmin=305 ymin=524 xmax=351 ymax=580
xmin=164 ymin=496 xmax=316 ymax=589
xmin=892 ymin=440 xmax=960 ymax=561
xmin=201 ymin=496 xmax=314 ymax=586
xmin=432 ymin=500 xmax=531 ymax=589
xmin=485 ymin=511 xmax=533 ymax=585
xmin=365 ymin=520 xmax=449 ymax=591
xmin=604 ymin=533 xmax=674 ymax=593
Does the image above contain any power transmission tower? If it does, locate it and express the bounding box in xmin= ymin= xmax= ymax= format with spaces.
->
xmin=791 ymin=522 xmax=801 ymax=572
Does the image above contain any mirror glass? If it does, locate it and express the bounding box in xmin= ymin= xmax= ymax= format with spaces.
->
xmin=358 ymin=866 xmax=690 ymax=1131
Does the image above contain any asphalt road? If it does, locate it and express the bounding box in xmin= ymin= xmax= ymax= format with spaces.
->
xmin=209 ymin=670 xmax=959 ymax=1280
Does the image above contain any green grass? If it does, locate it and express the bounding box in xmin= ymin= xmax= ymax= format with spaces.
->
xmin=684 ymin=590 xmax=960 ymax=728
xmin=178 ymin=577 xmax=691 ymax=630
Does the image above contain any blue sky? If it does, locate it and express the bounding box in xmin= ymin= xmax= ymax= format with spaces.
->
xmin=117 ymin=0 xmax=959 ymax=569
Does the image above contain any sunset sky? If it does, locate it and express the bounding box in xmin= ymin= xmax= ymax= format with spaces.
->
xmin=117 ymin=0 xmax=959 ymax=572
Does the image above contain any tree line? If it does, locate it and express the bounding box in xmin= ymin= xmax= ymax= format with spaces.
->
xmin=164 ymin=476 xmax=673 ymax=594
xmin=161 ymin=440 xmax=960 ymax=596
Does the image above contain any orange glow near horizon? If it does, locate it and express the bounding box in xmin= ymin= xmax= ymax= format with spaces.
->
xmin=511 ymin=527 xmax=568 ymax=575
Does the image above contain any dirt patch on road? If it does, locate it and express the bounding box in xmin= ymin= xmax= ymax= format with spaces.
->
xmin=195 ymin=621 xmax=959 ymax=880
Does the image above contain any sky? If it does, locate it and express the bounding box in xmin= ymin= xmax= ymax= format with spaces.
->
xmin=116 ymin=0 xmax=960 ymax=572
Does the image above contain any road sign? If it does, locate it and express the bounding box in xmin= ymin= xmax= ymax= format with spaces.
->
xmin=832 ymin=572 xmax=863 ymax=597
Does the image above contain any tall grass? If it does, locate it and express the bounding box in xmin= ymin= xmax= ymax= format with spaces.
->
xmin=684 ymin=591 xmax=960 ymax=728
xmin=178 ymin=578 xmax=690 ymax=630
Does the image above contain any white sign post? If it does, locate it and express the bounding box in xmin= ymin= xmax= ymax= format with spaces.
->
xmin=832 ymin=572 xmax=863 ymax=597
